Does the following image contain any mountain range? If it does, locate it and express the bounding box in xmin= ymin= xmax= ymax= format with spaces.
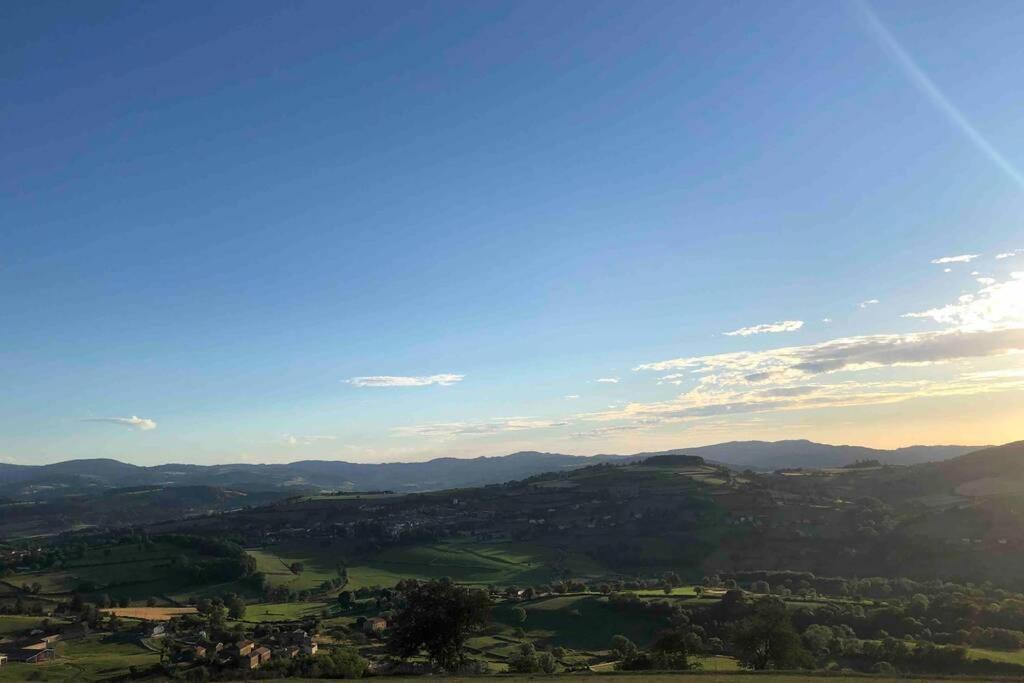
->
xmin=0 ymin=439 xmax=984 ymax=500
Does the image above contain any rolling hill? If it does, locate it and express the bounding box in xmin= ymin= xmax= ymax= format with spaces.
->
xmin=0 ymin=441 xmax=984 ymax=502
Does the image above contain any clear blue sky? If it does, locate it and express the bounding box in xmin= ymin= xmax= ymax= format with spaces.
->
xmin=3 ymin=0 xmax=1024 ymax=465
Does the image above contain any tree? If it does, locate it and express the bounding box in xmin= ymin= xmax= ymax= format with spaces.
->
xmin=731 ymin=600 xmax=813 ymax=670
xmin=225 ymin=594 xmax=246 ymax=620
xmin=650 ymin=629 xmax=690 ymax=670
xmin=338 ymin=591 xmax=353 ymax=609
xmin=388 ymin=579 xmax=491 ymax=671
xmin=512 ymin=606 xmax=527 ymax=625
xmin=290 ymin=562 xmax=304 ymax=575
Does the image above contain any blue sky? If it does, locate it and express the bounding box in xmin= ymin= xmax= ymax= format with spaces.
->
xmin=3 ymin=0 xmax=1024 ymax=465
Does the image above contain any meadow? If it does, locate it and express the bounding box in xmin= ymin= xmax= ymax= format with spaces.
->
xmin=0 ymin=633 xmax=158 ymax=682
xmin=248 ymin=538 xmax=603 ymax=592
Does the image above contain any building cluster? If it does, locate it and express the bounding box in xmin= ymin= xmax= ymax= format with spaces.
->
xmin=188 ymin=628 xmax=319 ymax=671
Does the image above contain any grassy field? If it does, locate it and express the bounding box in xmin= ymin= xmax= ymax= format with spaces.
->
xmin=0 ymin=633 xmax=158 ymax=682
xmin=493 ymin=594 xmax=661 ymax=650
xmin=967 ymin=646 xmax=1024 ymax=664
xmin=242 ymin=601 xmax=329 ymax=622
xmin=10 ymin=541 xmax=219 ymax=600
xmin=248 ymin=538 xmax=605 ymax=592
xmin=99 ymin=606 xmax=197 ymax=621
xmin=0 ymin=615 xmax=68 ymax=634
xmin=270 ymin=676 xmax=999 ymax=683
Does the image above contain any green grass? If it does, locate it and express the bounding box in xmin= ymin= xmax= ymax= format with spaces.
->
xmin=242 ymin=601 xmax=330 ymax=622
xmin=0 ymin=615 xmax=68 ymax=635
xmin=967 ymin=646 xmax=1024 ymax=664
xmin=10 ymin=542 xmax=221 ymax=600
xmin=248 ymin=538 xmax=606 ymax=592
xmin=493 ymin=594 xmax=661 ymax=650
xmin=0 ymin=633 xmax=158 ymax=682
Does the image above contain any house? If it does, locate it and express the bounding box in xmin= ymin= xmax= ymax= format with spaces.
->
xmin=283 ymin=645 xmax=300 ymax=659
xmin=363 ymin=616 xmax=387 ymax=634
xmin=0 ymin=653 xmax=7 ymax=667
xmin=240 ymin=651 xmax=261 ymax=670
xmin=235 ymin=639 xmax=255 ymax=657
xmin=301 ymin=638 xmax=318 ymax=656
xmin=149 ymin=624 xmax=166 ymax=638
xmin=254 ymin=646 xmax=271 ymax=665
xmin=192 ymin=645 xmax=207 ymax=660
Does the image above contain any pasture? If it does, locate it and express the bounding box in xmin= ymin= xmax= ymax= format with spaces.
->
xmin=99 ymin=606 xmax=197 ymax=621
xmin=248 ymin=538 xmax=603 ymax=592
xmin=9 ymin=541 xmax=221 ymax=600
xmin=242 ymin=601 xmax=329 ymax=622
xmin=0 ymin=633 xmax=158 ymax=682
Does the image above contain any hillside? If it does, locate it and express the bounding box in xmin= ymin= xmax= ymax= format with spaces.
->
xmin=0 ymin=440 xmax=981 ymax=500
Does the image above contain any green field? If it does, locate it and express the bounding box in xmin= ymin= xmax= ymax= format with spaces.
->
xmin=493 ymin=594 xmax=661 ymax=650
xmin=0 ymin=615 xmax=68 ymax=635
xmin=249 ymin=538 xmax=605 ymax=592
xmin=242 ymin=601 xmax=330 ymax=622
xmin=967 ymin=646 xmax=1024 ymax=665
xmin=9 ymin=542 xmax=220 ymax=600
xmin=0 ymin=633 xmax=158 ymax=682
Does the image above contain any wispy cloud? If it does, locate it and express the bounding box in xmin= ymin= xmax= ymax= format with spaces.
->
xmin=345 ymin=374 xmax=464 ymax=387
xmin=931 ymin=254 xmax=980 ymax=265
xmin=724 ymin=320 xmax=804 ymax=337
xmin=858 ymin=299 xmax=880 ymax=309
xmin=996 ymin=249 xmax=1023 ymax=260
xmin=395 ymin=417 xmax=568 ymax=439
xmin=84 ymin=416 xmax=157 ymax=431
xmin=565 ymin=394 xmax=580 ymax=400
xmin=596 ymin=377 xmax=620 ymax=383
xmin=284 ymin=434 xmax=337 ymax=446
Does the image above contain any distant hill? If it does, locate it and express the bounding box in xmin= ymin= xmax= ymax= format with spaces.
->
xmin=0 ymin=440 xmax=985 ymax=501
xmin=675 ymin=439 xmax=984 ymax=470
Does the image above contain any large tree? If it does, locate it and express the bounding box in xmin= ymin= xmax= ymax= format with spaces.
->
xmin=730 ymin=599 xmax=812 ymax=670
xmin=388 ymin=578 xmax=491 ymax=671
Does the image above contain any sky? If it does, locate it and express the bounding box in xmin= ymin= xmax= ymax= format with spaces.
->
xmin=2 ymin=0 xmax=1024 ymax=466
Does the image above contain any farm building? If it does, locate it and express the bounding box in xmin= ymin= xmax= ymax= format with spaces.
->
xmin=235 ymin=639 xmax=255 ymax=657
xmin=363 ymin=616 xmax=387 ymax=633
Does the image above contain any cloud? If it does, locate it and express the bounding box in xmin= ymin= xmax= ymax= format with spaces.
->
xmin=724 ymin=320 xmax=804 ymax=337
xmin=996 ymin=250 xmax=1023 ymax=260
xmin=345 ymin=374 xmax=464 ymax=387
xmin=858 ymin=299 xmax=880 ymax=308
xmin=635 ymin=328 xmax=1024 ymax=384
xmin=582 ymin=373 xmax=1024 ymax=427
xmin=822 ymin=318 xmax=833 ymax=324
xmin=565 ymin=395 xmax=580 ymax=400
xmin=0 ymin=455 xmax=17 ymax=464
xmin=931 ymin=254 xmax=980 ymax=265
xmin=84 ymin=416 xmax=157 ymax=431
xmin=394 ymin=417 xmax=568 ymax=439
xmin=284 ymin=434 xmax=337 ymax=446
xmin=903 ymin=273 xmax=1024 ymax=331
xmin=596 ymin=377 xmax=620 ymax=383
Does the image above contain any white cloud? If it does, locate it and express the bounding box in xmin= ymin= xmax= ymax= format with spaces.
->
xmin=724 ymin=320 xmax=804 ymax=337
xmin=345 ymin=374 xmax=464 ymax=387
xmin=565 ymin=395 xmax=580 ymax=400
xmin=284 ymin=434 xmax=337 ymax=446
xmin=996 ymin=250 xmax=1023 ymax=260
xmin=976 ymin=277 xmax=996 ymax=286
xmin=0 ymin=455 xmax=17 ymax=464
xmin=822 ymin=318 xmax=833 ymax=324
xmin=395 ymin=417 xmax=568 ymax=439
xmin=931 ymin=254 xmax=980 ymax=264
xmin=84 ymin=416 xmax=157 ymax=431
xmin=596 ymin=377 xmax=620 ymax=383
xmin=903 ymin=273 xmax=1024 ymax=332
xmin=636 ymin=328 xmax=1024 ymax=384
xmin=858 ymin=299 xmax=880 ymax=309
